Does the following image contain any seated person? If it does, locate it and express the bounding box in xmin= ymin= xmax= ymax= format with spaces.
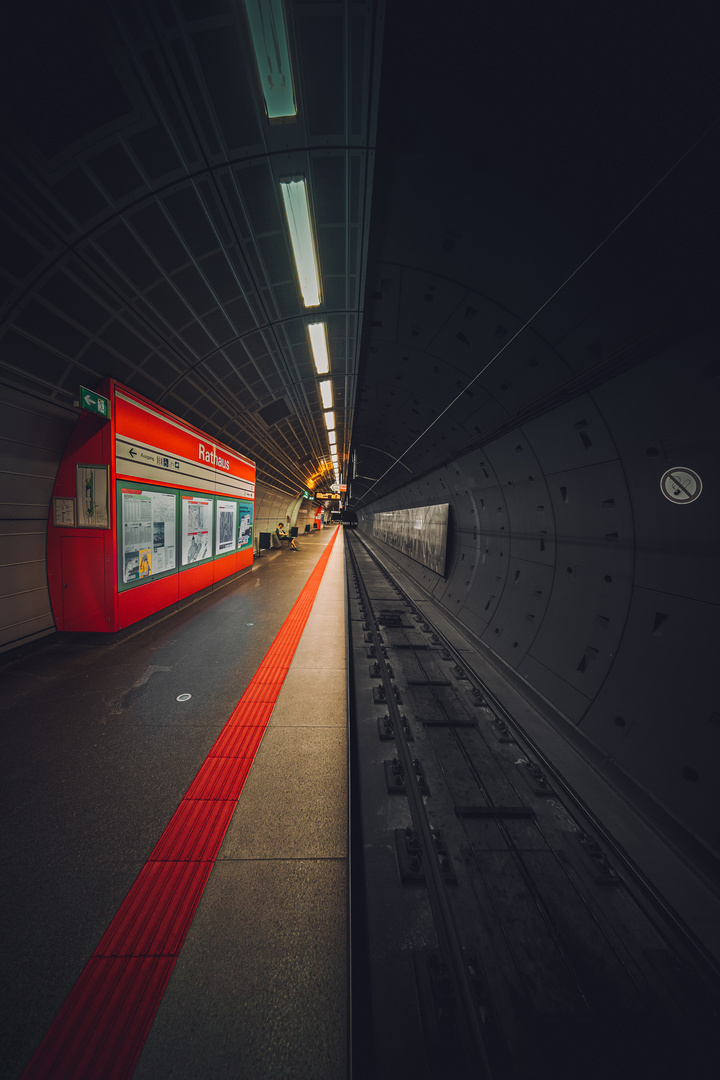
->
xmin=276 ymin=522 xmax=297 ymax=549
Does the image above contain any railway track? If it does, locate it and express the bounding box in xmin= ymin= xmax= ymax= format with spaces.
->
xmin=345 ymin=530 xmax=719 ymax=1079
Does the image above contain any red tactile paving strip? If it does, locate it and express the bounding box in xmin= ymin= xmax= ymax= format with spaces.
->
xmin=22 ymin=528 xmax=339 ymax=1080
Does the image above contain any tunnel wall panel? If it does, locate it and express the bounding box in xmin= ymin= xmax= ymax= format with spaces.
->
xmin=591 ymin=349 xmax=720 ymax=607
xmin=524 ymin=461 xmax=634 ymax=699
xmin=520 ymin=394 xmax=619 ymax=473
xmin=480 ymin=558 xmax=554 ymax=664
xmin=581 ymin=587 xmax=719 ymax=844
xmin=515 ymin=653 xmax=593 ymax=721
xmin=0 ymin=386 xmax=76 ymax=651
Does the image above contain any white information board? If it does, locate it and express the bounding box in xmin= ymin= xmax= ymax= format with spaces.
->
xmin=121 ymin=488 xmax=176 ymax=583
xmin=237 ymin=500 xmax=254 ymax=549
xmin=216 ymin=499 xmax=237 ymax=555
xmin=181 ymin=495 xmax=213 ymax=565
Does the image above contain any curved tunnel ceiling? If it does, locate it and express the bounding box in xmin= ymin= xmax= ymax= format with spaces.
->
xmin=0 ymin=0 xmax=384 ymax=495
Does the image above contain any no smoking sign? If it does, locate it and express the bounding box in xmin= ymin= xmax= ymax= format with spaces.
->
xmin=660 ymin=467 xmax=703 ymax=505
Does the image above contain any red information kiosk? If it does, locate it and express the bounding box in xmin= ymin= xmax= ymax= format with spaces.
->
xmin=47 ymin=379 xmax=256 ymax=632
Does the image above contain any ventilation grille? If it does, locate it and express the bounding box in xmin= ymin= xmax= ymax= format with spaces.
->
xmin=258 ymin=398 xmax=292 ymax=426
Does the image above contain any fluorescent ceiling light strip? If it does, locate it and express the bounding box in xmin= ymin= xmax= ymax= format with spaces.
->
xmin=324 ymin=410 xmax=335 ymax=430
xmin=319 ymin=379 xmax=332 ymax=409
xmin=308 ymin=322 xmax=329 ymax=373
xmin=280 ymin=179 xmax=321 ymax=307
xmin=243 ymin=0 xmax=297 ymax=120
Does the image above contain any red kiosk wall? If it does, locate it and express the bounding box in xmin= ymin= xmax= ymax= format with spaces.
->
xmin=212 ymin=546 xmax=253 ymax=585
xmin=48 ymin=379 xmax=256 ymax=634
xmin=117 ymin=574 xmax=180 ymax=630
xmin=61 ymin=536 xmax=106 ymax=630
xmin=214 ymin=554 xmax=237 ymax=584
xmin=177 ymin=560 xmax=214 ymax=601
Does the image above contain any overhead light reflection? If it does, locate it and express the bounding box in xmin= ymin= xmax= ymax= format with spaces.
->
xmin=319 ymin=379 xmax=332 ymax=408
xmin=280 ymin=178 xmax=321 ymax=306
xmin=243 ymin=0 xmax=297 ymax=122
xmin=308 ymin=322 xmax=330 ymax=373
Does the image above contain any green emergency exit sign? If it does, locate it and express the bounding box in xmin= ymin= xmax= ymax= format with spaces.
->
xmin=79 ymin=386 xmax=111 ymax=420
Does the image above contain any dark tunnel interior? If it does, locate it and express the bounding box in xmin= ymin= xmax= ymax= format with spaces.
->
xmin=1 ymin=0 xmax=719 ymax=1048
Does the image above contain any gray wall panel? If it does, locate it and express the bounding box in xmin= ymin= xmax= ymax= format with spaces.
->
xmin=0 ymin=387 xmax=75 ymax=651
xmin=480 ymin=558 xmax=554 ymax=663
xmin=521 ymin=394 xmax=619 ymax=473
xmin=516 ymin=653 xmax=593 ymax=723
xmin=582 ymin=586 xmax=717 ymax=778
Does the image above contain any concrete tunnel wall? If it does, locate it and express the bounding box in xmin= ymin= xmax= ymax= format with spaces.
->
xmin=357 ymin=334 xmax=719 ymax=860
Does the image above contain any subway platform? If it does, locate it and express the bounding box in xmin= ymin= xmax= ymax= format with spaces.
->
xmin=1 ymin=525 xmax=347 ymax=1080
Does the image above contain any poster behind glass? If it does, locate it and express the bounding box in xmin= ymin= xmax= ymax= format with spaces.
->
xmin=53 ymin=497 xmax=76 ymax=526
xmin=237 ymin=500 xmax=254 ymax=549
xmin=216 ymin=499 xmax=237 ymax=555
xmin=77 ymin=465 xmax=109 ymax=528
xmin=181 ymin=495 xmax=213 ymax=565
xmin=121 ymin=488 xmax=176 ymax=583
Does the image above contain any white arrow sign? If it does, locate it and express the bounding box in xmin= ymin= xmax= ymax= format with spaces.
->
xmin=79 ymin=385 xmax=110 ymax=419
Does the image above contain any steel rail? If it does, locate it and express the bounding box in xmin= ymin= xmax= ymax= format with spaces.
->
xmin=346 ymin=534 xmax=494 ymax=1080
